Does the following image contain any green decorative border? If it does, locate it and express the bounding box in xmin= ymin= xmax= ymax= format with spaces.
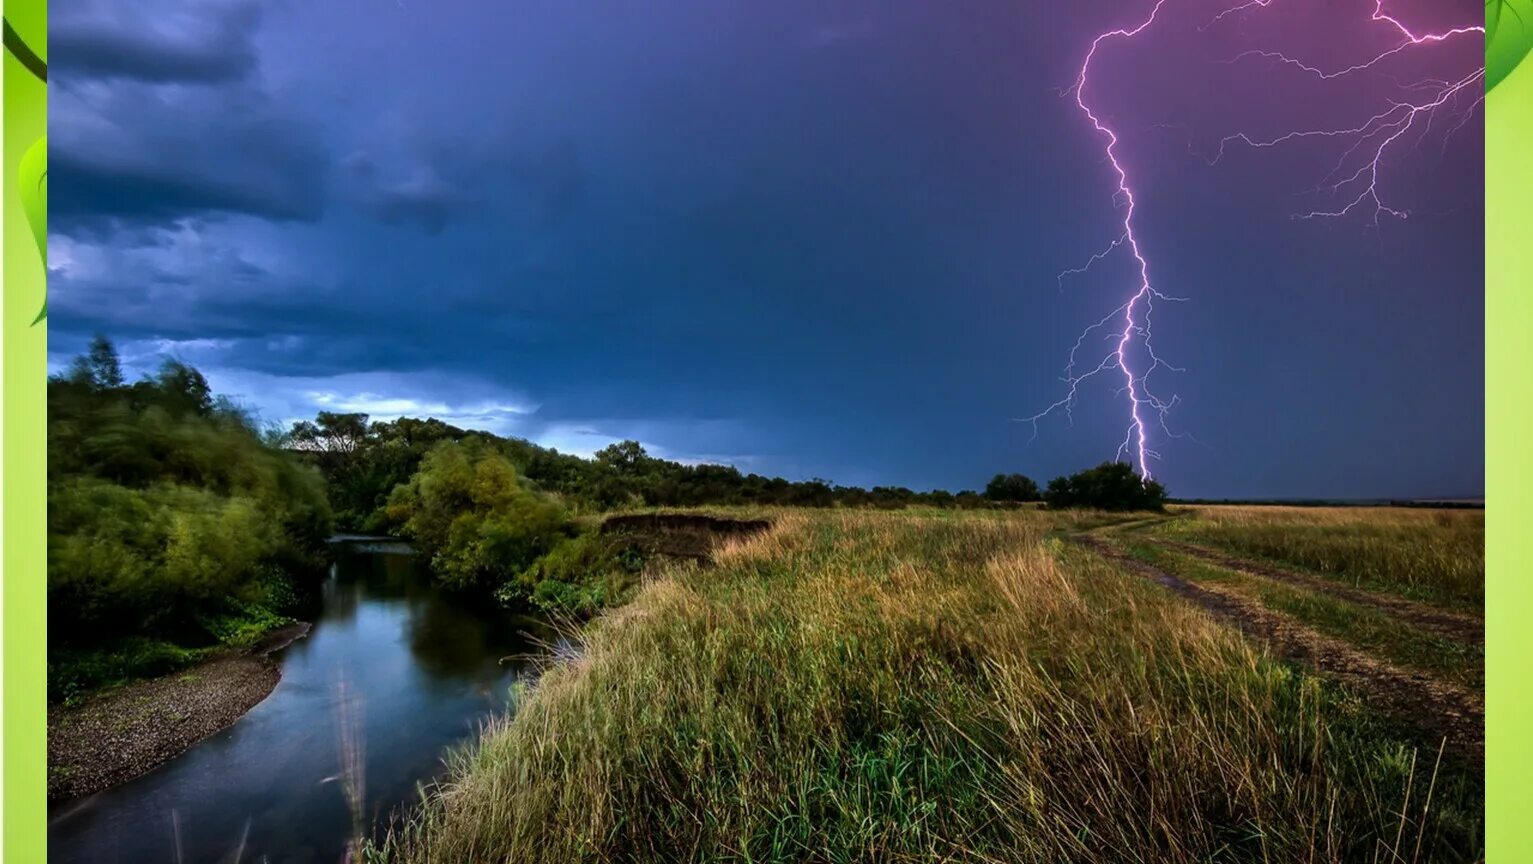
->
xmin=4 ymin=0 xmax=46 ymax=861
xmin=1485 ymin=4 xmax=1532 ymax=858
xmin=1489 ymin=1 xmax=1533 ymax=93
xmin=0 ymin=2 xmax=1526 ymax=861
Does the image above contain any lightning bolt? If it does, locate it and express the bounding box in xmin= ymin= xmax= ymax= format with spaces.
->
xmin=1024 ymin=0 xmax=1482 ymax=482
xmin=1022 ymin=0 xmax=1178 ymax=481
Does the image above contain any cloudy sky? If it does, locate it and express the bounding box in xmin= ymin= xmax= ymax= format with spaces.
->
xmin=50 ymin=0 xmax=1483 ymax=498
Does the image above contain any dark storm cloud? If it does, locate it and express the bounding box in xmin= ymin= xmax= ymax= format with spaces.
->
xmin=49 ymin=0 xmax=326 ymax=234
xmin=340 ymin=141 xmax=586 ymax=234
xmin=50 ymin=146 xmax=322 ymax=232
xmin=50 ymin=83 xmax=327 ymax=233
xmin=51 ymin=0 xmax=262 ymax=83
xmin=343 ymin=152 xmax=482 ymax=235
xmin=50 ymin=236 xmax=327 ymax=344
xmin=361 ymin=180 xmax=477 ymax=234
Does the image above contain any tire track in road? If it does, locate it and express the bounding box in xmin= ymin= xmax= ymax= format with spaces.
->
xmin=1149 ymin=539 xmax=1482 ymax=647
xmin=1073 ymin=534 xmax=1483 ymax=761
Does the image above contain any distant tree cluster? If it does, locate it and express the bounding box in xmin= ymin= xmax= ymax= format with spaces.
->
xmin=287 ymin=415 xmax=1031 ymax=532
xmin=984 ymin=473 xmax=1041 ymax=502
xmin=1043 ymin=462 xmax=1167 ymax=512
xmin=282 ymin=408 xmax=1171 ymax=532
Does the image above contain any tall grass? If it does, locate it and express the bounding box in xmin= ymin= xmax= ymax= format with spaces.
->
xmin=1149 ymin=506 xmax=1484 ymax=610
xmin=1118 ymin=539 xmax=1483 ymax=690
xmin=374 ymin=510 xmax=1481 ymax=863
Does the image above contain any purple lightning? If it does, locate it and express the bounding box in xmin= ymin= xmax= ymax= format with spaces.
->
xmin=1023 ymin=0 xmax=1178 ymax=480
xmin=1210 ymin=1 xmax=1484 ymax=224
xmin=1024 ymin=0 xmax=1482 ymax=481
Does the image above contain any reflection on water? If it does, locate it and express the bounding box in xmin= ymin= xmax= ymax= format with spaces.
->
xmin=49 ymin=543 xmax=555 ymax=864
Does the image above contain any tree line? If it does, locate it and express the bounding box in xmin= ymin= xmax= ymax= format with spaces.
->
xmin=285 ymin=414 xmax=1077 ymax=532
xmin=287 ymin=410 xmax=1163 ymax=532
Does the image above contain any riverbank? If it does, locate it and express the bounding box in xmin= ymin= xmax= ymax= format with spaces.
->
xmin=47 ymin=623 xmax=311 ymax=801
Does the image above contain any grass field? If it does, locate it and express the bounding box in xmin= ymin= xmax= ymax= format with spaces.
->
xmin=1142 ymin=506 xmax=1484 ymax=611
xmin=374 ymin=506 xmax=1484 ymax=864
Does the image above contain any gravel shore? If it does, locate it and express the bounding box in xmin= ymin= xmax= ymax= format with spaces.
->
xmin=47 ymin=623 xmax=311 ymax=801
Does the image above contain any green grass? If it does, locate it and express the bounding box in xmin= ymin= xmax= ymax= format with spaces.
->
xmin=47 ymin=602 xmax=295 ymax=706
xmin=1145 ymin=506 xmax=1484 ymax=611
xmin=373 ymin=510 xmax=1482 ymax=863
xmin=48 ymin=638 xmax=216 ymax=707
xmin=1117 ymin=538 xmax=1484 ymax=691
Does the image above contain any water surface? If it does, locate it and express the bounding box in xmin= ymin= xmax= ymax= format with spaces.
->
xmin=49 ymin=542 xmax=553 ymax=863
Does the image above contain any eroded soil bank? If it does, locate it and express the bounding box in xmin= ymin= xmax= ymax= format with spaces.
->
xmin=600 ymin=513 xmax=771 ymax=561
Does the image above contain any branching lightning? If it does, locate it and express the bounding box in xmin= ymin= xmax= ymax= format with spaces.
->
xmin=1023 ymin=0 xmax=1482 ymax=482
xmin=1211 ymin=1 xmax=1484 ymax=223
xmin=1022 ymin=0 xmax=1180 ymax=480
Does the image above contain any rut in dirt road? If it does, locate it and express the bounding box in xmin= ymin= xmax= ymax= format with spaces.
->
xmin=1145 ymin=538 xmax=1483 ymax=647
xmin=1073 ymin=535 xmax=1483 ymax=762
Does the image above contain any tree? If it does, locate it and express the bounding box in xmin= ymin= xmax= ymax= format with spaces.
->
xmin=1043 ymin=462 xmax=1167 ymax=511
xmin=287 ymin=412 xmax=371 ymax=482
xmin=65 ymin=334 xmax=126 ymax=390
xmin=984 ymin=473 xmax=1041 ymax=503
xmin=954 ymin=491 xmax=986 ymax=509
xmin=386 ymin=439 xmax=572 ymax=589
xmin=289 ymin=412 xmax=371 ymax=456
xmin=594 ymin=440 xmax=651 ymax=474
xmin=87 ymin=334 xmax=126 ymax=388
xmin=144 ymin=359 xmax=213 ymax=416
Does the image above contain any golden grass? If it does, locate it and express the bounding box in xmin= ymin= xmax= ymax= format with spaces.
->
xmin=1150 ymin=506 xmax=1484 ymax=610
xmin=374 ymin=509 xmax=1481 ymax=863
xmin=1113 ymin=538 xmax=1483 ymax=690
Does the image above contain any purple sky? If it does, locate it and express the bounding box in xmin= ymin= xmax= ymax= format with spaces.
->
xmin=49 ymin=0 xmax=1484 ymax=498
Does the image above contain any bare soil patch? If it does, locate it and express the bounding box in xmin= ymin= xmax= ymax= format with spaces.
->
xmin=1074 ymin=535 xmax=1483 ymax=760
xmin=48 ymin=623 xmax=311 ymax=802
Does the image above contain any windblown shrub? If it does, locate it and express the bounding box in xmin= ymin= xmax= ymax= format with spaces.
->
xmin=48 ymin=338 xmax=333 ymax=699
xmin=386 ymin=438 xmax=572 ymax=590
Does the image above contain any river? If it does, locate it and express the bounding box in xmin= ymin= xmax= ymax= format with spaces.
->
xmin=48 ymin=539 xmax=557 ymax=863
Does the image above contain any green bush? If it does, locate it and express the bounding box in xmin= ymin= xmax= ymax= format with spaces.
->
xmin=49 ymin=639 xmax=214 ymax=706
xmin=50 ymin=481 xmax=279 ymax=637
xmin=505 ymin=531 xmax=646 ymax=614
xmin=386 ymin=438 xmax=573 ymax=589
